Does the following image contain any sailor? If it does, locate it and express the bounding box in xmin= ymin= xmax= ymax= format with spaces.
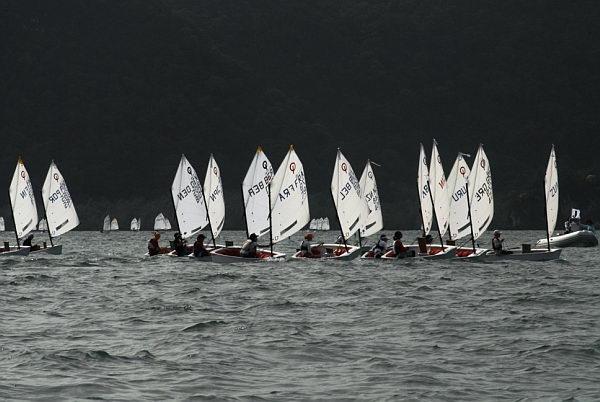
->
xmin=23 ymin=234 xmax=40 ymax=251
xmin=148 ymin=232 xmax=161 ymax=256
xmin=492 ymin=230 xmax=512 ymax=255
xmin=173 ymin=232 xmax=187 ymax=256
xmin=240 ymin=233 xmax=259 ymax=258
xmin=393 ymin=231 xmax=410 ymax=258
xmin=193 ymin=233 xmax=210 ymax=257
xmin=299 ymin=233 xmax=315 ymax=257
xmin=370 ymin=234 xmax=389 ymax=258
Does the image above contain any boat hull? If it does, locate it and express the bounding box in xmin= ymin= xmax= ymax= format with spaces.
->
xmin=292 ymin=243 xmax=361 ymax=261
xmin=379 ymin=244 xmax=457 ymax=260
xmin=535 ymin=230 xmax=598 ymax=248
xmin=210 ymin=246 xmax=286 ymax=263
xmin=30 ymin=245 xmax=63 ymax=255
xmin=0 ymin=247 xmax=30 ymax=257
xmin=479 ymin=248 xmax=562 ymax=262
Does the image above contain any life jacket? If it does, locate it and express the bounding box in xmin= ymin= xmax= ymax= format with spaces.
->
xmin=394 ymin=239 xmax=407 ymax=254
xmin=492 ymin=237 xmax=502 ymax=251
xmin=300 ymin=240 xmax=311 ymax=251
xmin=148 ymin=238 xmax=160 ymax=255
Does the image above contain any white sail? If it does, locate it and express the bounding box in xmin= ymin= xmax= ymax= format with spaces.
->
xmin=37 ymin=219 xmax=47 ymax=231
xmin=359 ymin=160 xmax=383 ymax=238
xmin=130 ymin=218 xmax=138 ymax=231
xmin=0 ymin=217 xmax=4 ymax=231
xmin=417 ymin=144 xmax=433 ymax=235
xmin=171 ymin=155 xmax=210 ymax=238
xmin=164 ymin=218 xmax=172 ymax=230
xmin=544 ymin=145 xmax=559 ymax=236
xmin=448 ymin=154 xmax=472 ymax=240
xmin=138 ymin=218 xmax=141 ymax=229
xmin=309 ymin=218 xmax=317 ymax=230
xmin=204 ymin=154 xmax=226 ymax=238
xmin=269 ymin=145 xmax=310 ymax=243
xmin=103 ymin=215 xmax=111 ymax=231
xmin=9 ymin=158 xmax=39 ymax=239
xmin=331 ymin=149 xmax=365 ymax=239
xmin=469 ymin=145 xmax=493 ymax=240
xmin=110 ymin=217 xmax=119 ymax=231
xmin=41 ymin=161 xmax=80 ymax=237
xmin=429 ymin=140 xmax=449 ymax=236
xmin=154 ymin=213 xmax=165 ymax=230
xmin=322 ymin=217 xmax=330 ymax=230
xmin=242 ymin=147 xmax=274 ymax=238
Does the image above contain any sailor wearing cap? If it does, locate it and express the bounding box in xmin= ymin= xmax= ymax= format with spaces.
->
xmin=370 ymin=233 xmax=389 ymax=258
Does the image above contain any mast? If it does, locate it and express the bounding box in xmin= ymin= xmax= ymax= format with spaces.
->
xmin=240 ymin=182 xmax=249 ymax=239
xmin=267 ymin=178 xmax=274 ymax=255
xmin=40 ymin=188 xmax=54 ymax=247
xmin=9 ymin=187 xmax=20 ymax=249
xmin=427 ymin=177 xmax=445 ymax=249
xmin=201 ymin=186 xmax=217 ymax=248
xmin=544 ymin=182 xmax=551 ymax=252
xmin=331 ymin=185 xmax=349 ymax=252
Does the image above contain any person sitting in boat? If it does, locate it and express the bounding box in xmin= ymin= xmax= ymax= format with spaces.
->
xmin=240 ymin=233 xmax=259 ymax=258
xmin=298 ymin=233 xmax=315 ymax=257
xmin=23 ymin=234 xmax=40 ymax=251
xmin=173 ymin=232 xmax=188 ymax=256
xmin=370 ymin=234 xmax=389 ymax=258
xmin=393 ymin=231 xmax=410 ymax=258
xmin=492 ymin=230 xmax=512 ymax=255
xmin=425 ymin=234 xmax=433 ymax=244
xmin=148 ymin=232 xmax=161 ymax=256
xmin=193 ymin=233 xmax=210 ymax=257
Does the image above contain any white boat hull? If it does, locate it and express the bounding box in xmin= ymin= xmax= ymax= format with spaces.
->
xmin=0 ymin=247 xmax=30 ymax=257
xmin=535 ymin=230 xmax=598 ymax=248
xmin=292 ymin=243 xmax=361 ymax=261
xmin=210 ymin=246 xmax=286 ymax=263
xmin=478 ymin=248 xmax=562 ymax=262
xmin=29 ymin=245 xmax=63 ymax=255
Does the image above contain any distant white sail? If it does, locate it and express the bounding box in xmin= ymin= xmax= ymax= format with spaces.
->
xmin=429 ymin=140 xmax=449 ymax=236
xmin=138 ymin=218 xmax=141 ymax=229
xmin=331 ymin=149 xmax=365 ymax=239
xmin=0 ymin=217 xmax=4 ymax=231
xmin=130 ymin=218 xmax=138 ymax=231
xmin=359 ymin=160 xmax=383 ymax=238
xmin=103 ymin=215 xmax=111 ymax=231
xmin=171 ymin=155 xmax=209 ymax=238
xmin=164 ymin=218 xmax=172 ymax=230
xmin=545 ymin=145 xmax=559 ymax=236
xmin=154 ymin=213 xmax=166 ymax=230
xmin=417 ymin=144 xmax=433 ymax=235
xmin=469 ymin=145 xmax=493 ymax=240
xmin=270 ymin=145 xmax=310 ymax=243
xmin=41 ymin=161 xmax=80 ymax=237
xmin=448 ymin=154 xmax=472 ymax=240
xmin=37 ymin=219 xmax=48 ymax=231
xmin=204 ymin=154 xmax=225 ymax=238
xmin=9 ymin=158 xmax=39 ymax=239
xmin=242 ymin=147 xmax=274 ymax=238
xmin=110 ymin=217 xmax=119 ymax=231
xmin=322 ymin=217 xmax=330 ymax=230
xmin=309 ymin=218 xmax=317 ymax=230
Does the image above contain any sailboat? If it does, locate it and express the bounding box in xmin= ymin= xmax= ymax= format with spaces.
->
xmin=480 ymin=146 xmax=562 ymax=261
xmin=102 ymin=215 xmax=111 ymax=232
xmin=164 ymin=218 xmax=172 ymax=230
xmin=2 ymin=158 xmax=35 ymax=256
xmin=37 ymin=219 xmax=48 ymax=231
xmin=359 ymin=160 xmax=386 ymax=258
xmin=293 ymin=149 xmax=363 ymax=260
xmin=154 ymin=213 xmax=167 ymax=230
xmin=130 ymin=218 xmax=139 ymax=231
xmin=110 ymin=217 xmax=119 ymax=231
xmin=166 ymin=154 xmax=215 ymax=258
xmin=211 ymin=146 xmax=286 ymax=262
xmin=0 ymin=217 xmax=4 ymax=231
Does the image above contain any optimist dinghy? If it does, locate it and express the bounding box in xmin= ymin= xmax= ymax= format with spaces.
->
xmin=293 ymin=149 xmax=364 ymax=260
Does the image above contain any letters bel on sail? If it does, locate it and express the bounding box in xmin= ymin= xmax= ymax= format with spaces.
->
xmin=269 ymin=145 xmax=310 ymax=244
xmin=331 ymin=149 xmax=364 ymax=239
xmin=242 ymin=147 xmax=274 ymax=238
xmin=9 ymin=158 xmax=39 ymax=239
xmin=171 ymin=155 xmax=209 ymax=238
xmin=544 ymin=145 xmax=559 ymax=236
xmin=42 ymin=161 xmax=80 ymax=237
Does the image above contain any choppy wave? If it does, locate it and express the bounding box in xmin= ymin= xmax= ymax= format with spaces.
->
xmin=0 ymin=230 xmax=599 ymax=400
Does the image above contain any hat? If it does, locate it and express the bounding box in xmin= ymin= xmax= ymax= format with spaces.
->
xmin=380 ymin=234 xmax=388 ymax=241
xmin=393 ymin=231 xmax=403 ymax=240
xmin=249 ymin=233 xmax=258 ymax=240
xmin=198 ymin=233 xmax=206 ymax=239
xmin=305 ymin=233 xmax=314 ymax=240
xmin=493 ymin=230 xmax=501 ymax=236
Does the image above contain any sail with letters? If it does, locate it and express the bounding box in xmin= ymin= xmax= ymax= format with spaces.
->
xmin=331 ymin=149 xmax=366 ymax=240
xmin=171 ymin=155 xmax=210 ymax=238
xmin=448 ymin=153 xmax=472 ymax=240
xmin=359 ymin=160 xmax=383 ymax=238
xmin=468 ymin=144 xmax=493 ymax=240
xmin=417 ymin=144 xmax=433 ymax=235
xmin=544 ymin=145 xmax=559 ymax=244
xmin=269 ymin=145 xmax=310 ymax=243
xmin=9 ymin=158 xmax=38 ymax=240
xmin=242 ymin=147 xmax=274 ymax=238
xmin=204 ymin=155 xmax=225 ymax=239
xmin=42 ymin=161 xmax=80 ymax=237
xmin=429 ymin=140 xmax=449 ymax=236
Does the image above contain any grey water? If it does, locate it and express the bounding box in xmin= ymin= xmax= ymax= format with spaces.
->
xmin=1 ymin=230 xmax=599 ymax=400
